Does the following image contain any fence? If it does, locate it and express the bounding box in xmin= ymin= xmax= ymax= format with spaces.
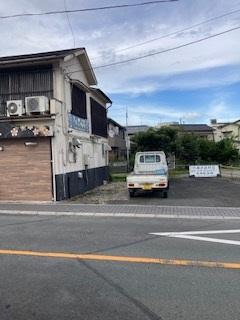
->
xmin=109 ymin=161 xmax=128 ymax=173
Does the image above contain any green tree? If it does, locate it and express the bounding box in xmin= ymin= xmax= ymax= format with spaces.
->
xmin=131 ymin=127 xmax=239 ymax=165
xmin=214 ymin=139 xmax=239 ymax=164
xmin=132 ymin=126 xmax=178 ymax=154
xmin=176 ymin=134 xmax=200 ymax=163
xmin=198 ymin=139 xmax=217 ymax=163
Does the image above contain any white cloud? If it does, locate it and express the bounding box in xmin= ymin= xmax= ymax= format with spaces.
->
xmin=98 ymin=65 xmax=240 ymax=95
xmin=201 ymin=99 xmax=240 ymax=123
xmin=110 ymin=103 xmax=202 ymax=126
xmin=0 ymin=0 xmax=240 ymax=125
xmin=0 ymin=0 xmax=240 ymax=76
xmin=110 ymin=95 xmax=240 ymax=126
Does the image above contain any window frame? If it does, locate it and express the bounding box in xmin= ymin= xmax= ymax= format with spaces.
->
xmin=139 ymin=154 xmax=161 ymax=164
xmin=71 ymin=84 xmax=87 ymax=119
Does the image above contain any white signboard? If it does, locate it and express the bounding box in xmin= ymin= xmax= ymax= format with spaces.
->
xmin=189 ymin=165 xmax=220 ymax=177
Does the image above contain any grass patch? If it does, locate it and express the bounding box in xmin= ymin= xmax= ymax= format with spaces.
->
xmin=169 ymin=168 xmax=188 ymax=178
xmin=220 ymin=165 xmax=240 ymax=170
xmin=110 ymin=173 xmax=127 ymax=182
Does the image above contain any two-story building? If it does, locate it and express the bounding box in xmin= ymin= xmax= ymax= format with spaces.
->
xmin=170 ymin=124 xmax=215 ymax=140
xmin=210 ymin=119 xmax=240 ymax=150
xmin=0 ymin=48 xmax=112 ymax=202
xmin=108 ymin=118 xmax=127 ymax=162
xmin=126 ymin=125 xmax=150 ymax=151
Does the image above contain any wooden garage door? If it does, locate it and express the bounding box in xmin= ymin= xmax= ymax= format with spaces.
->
xmin=0 ymin=138 xmax=52 ymax=201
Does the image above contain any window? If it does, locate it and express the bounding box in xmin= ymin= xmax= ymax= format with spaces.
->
xmin=0 ymin=65 xmax=53 ymax=116
xmin=71 ymin=85 xmax=87 ymax=119
xmin=145 ymin=155 xmax=156 ymax=163
xmin=139 ymin=154 xmax=161 ymax=163
xmin=90 ymin=98 xmax=107 ymax=138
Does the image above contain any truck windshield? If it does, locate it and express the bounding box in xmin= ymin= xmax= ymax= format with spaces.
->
xmin=139 ymin=154 xmax=161 ymax=163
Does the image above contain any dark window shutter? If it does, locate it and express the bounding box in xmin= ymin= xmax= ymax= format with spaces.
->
xmin=90 ymin=98 xmax=107 ymax=138
xmin=71 ymin=85 xmax=87 ymax=119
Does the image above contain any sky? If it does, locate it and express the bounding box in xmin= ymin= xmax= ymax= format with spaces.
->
xmin=0 ymin=0 xmax=240 ymax=126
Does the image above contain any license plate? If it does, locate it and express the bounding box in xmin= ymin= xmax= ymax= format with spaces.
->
xmin=142 ymin=184 xmax=152 ymax=190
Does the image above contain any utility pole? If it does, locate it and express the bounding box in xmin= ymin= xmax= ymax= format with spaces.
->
xmin=126 ymin=106 xmax=130 ymax=172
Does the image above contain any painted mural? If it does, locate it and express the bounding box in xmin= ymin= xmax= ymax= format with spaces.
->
xmin=0 ymin=123 xmax=53 ymax=139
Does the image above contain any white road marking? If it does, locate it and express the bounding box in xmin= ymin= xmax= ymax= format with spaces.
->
xmin=151 ymin=229 xmax=240 ymax=236
xmin=170 ymin=235 xmax=240 ymax=246
xmin=150 ymin=229 xmax=240 ymax=246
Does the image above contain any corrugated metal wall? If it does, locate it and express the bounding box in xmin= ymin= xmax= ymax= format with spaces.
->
xmin=0 ymin=65 xmax=53 ymax=116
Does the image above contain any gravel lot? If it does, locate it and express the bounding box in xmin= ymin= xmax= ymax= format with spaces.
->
xmin=70 ymin=177 xmax=240 ymax=207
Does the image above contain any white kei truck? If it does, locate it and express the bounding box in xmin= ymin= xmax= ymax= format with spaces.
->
xmin=127 ymin=151 xmax=169 ymax=198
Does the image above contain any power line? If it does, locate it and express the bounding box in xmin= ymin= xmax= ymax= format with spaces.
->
xmin=67 ymin=24 xmax=240 ymax=74
xmin=66 ymin=6 xmax=240 ymax=68
xmin=64 ymin=0 xmax=76 ymax=48
xmin=0 ymin=0 xmax=178 ymax=20
xmin=108 ymin=7 xmax=240 ymax=55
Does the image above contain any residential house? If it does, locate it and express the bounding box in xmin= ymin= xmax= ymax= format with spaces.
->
xmin=126 ymin=125 xmax=149 ymax=150
xmin=171 ymin=124 xmax=214 ymax=140
xmin=108 ymin=118 xmax=127 ymax=161
xmin=209 ymin=119 xmax=229 ymax=142
xmin=210 ymin=119 xmax=240 ymax=150
xmin=157 ymin=122 xmax=179 ymax=127
xmin=0 ymin=48 xmax=112 ymax=201
xmin=126 ymin=125 xmax=149 ymax=138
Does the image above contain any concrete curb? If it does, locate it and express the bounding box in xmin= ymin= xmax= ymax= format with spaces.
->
xmin=0 ymin=210 xmax=240 ymax=220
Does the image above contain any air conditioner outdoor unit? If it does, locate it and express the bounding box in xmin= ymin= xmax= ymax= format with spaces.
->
xmin=7 ymin=100 xmax=24 ymax=117
xmin=25 ymin=96 xmax=49 ymax=114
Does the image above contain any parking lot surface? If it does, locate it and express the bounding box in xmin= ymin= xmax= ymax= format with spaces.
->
xmin=71 ymin=177 xmax=240 ymax=207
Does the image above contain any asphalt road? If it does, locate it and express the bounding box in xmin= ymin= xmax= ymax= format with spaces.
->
xmin=71 ymin=177 xmax=240 ymax=207
xmin=122 ymin=177 xmax=240 ymax=207
xmin=0 ymin=214 xmax=240 ymax=319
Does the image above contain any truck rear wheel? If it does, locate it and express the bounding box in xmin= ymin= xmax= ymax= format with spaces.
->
xmin=163 ymin=191 xmax=168 ymax=198
xmin=129 ymin=190 xmax=135 ymax=198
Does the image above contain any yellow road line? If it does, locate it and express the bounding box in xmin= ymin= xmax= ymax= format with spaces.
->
xmin=0 ymin=249 xmax=239 ymax=270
